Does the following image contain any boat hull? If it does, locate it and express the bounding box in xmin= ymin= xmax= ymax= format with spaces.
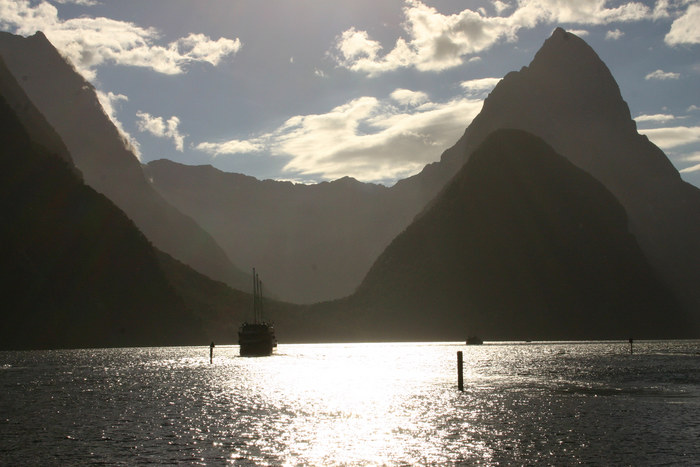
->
xmin=238 ymin=323 xmax=276 ymax=357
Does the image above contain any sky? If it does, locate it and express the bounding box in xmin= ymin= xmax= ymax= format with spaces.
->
xmin=1 ymin=0 xmax=699 ymax=187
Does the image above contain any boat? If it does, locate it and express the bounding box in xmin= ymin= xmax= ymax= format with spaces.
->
xmin=466 ymin=336 xmax=483 ymax=345
xmin=238 ymin=269 xmax=276 ymax=356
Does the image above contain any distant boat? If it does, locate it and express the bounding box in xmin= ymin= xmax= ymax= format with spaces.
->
xmin=466 ymin=336 xmax=483 ymax=345
xmin=238 ymin=269 xmax=276 ymax=356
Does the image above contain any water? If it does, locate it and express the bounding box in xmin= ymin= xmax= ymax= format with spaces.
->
xmin=1 ymin=341 xmax=700 ymax=465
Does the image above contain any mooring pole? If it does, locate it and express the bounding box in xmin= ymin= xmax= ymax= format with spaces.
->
xmin=457 ymin=351 xmax=464 ymax=391
xmin=629 ymin=338 xmax=633 ymax=355
xmin=210 ymin=341 xmax=215 ymax=363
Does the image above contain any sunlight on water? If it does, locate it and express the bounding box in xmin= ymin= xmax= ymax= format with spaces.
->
xmin=1 ymin=341 xmax=700 ymax=465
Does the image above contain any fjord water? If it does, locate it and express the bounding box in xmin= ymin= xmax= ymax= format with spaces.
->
xmin=2 ymin=342 xmax=699 ymax=465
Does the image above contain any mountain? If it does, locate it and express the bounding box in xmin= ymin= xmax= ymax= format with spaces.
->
xmin=345 ymin=129 xmax=688 ymax=341
xmin=146 ymin=28 xmax=700 ymax=313
xmin=0 ymin=31 xmax=250 ymax=292
xmin=0 ymin=56 xmax=75 ymax=170
xmin=0 ymin=69 xmax=314 ymax=349
xmin=0 ymin=84 xmax=206 ymax=349
xmin=395 ymin=28 xmax=700 ymax=317
xmin=145 ymin=160 xmax=417 ymax=303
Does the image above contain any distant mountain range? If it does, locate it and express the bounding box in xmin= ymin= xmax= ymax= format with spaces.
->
xmin=146 ymin=28 xmax=700 ymax=320
xmin=1 ymin=27 xmax=698 ymax=347
xmin=144 ymin=161 xmax=415 ymax=303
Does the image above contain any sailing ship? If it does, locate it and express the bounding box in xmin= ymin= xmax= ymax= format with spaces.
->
xmin=238 ymin=269 xmax=276 ymax=356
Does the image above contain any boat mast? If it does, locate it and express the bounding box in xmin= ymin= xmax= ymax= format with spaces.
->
xmin=252 ymin=268 xmax=264 ymax=324
xmin=252 ymin=268 xmax=258 ymax=324
xmin=258 ymin=278 xmax=263 ymax=322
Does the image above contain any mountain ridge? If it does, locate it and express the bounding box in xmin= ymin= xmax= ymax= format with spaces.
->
xmin=0 ymin=31 xmax=251 ymax=293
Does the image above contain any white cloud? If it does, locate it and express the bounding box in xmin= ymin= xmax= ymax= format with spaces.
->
xmin=136 ymin=111 xmax=186 ymax=152
xmin=566 ymin=29 xmax=589 ymax=37
xmin=195 ymin=138 xmax=266 ymax=156
xmin=641 ymin=126 xmax=700 ymax=150
xmin=95 ymin=89 xmax=141 ymax=159
xmin=635 ymin=113 xmax=676 ymax=123
xmin=652 ymin=0 xmax=672 ymax=20
xmin=493 ymin=1 xmax=511 ymax=15
xmin=689 ymin=105 xmax=700 ymax=112
xmin=680 ymin=152 xmax=700 ymax=173
xmin=460 ymin=77 xmax=501 ymax=95
xmin=645 ymin=69 xmax=680 ymax=80
xmin=606 ymin=28 xmax=624 ymax=40
xmin=0 ymin=0 xmax=241 ymax=80
xmin=53 ymin=0 xmax=99 ymax=5
xmin=390 ymin=88 xmax=429 ymax=106
xmin=665 ymin=3 xmax=700 ymax=45
xmin=333 ymin=0 xmax=656 ymax=75
xmin=196 ymin=92 xmax=485 ymax=183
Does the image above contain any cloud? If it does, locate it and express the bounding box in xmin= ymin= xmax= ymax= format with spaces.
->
xmin=333 ymin=0 xmax=657 ymax=75
xmin=493 ymin=1 xmax=511 ymax=15
xmin=195 ymin=90 xmax=485 ymax=183
xmin=390 ymin=88 xmax=429 ymax=106
xmin=95 ymin=89 xmax=141 ymax=159
xmin=460 ymin=77 xmax=501 ymax=95
xmin=680 ymin=152 xmax=700 ymax=173
xmin=135 ymin=111 xmax=186 ymax=152
xmin=195 ymin=138 xmax=266 ymax=156
xmin=0 ymin=0 xmax=241 ymax=80
xmin=635 ymin=113 xmax=676 ymax=123
xmin=665 ymin=3 xmax=700 ymax=45
xmin=641 ymin=126 xmax=700 ymax=150
xmin=53 ymin=0 xmax=99 ymax=5
xmin=645 ymin=69 xmax=680 ymax=80
xmin=605 ymin=28 xmax=624 ymax=40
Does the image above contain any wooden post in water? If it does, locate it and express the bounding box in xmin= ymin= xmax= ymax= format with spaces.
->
xmin=629 ymin=338 xmax=633 ymax=355
xmin=210 ymin=341 xmax=215 ymax=363
xmin=457 ymin=351 xmax=464 ymax=391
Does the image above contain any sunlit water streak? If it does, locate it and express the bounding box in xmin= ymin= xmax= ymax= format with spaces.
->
xmin=1 ymin=341 xmax=700 ymax=465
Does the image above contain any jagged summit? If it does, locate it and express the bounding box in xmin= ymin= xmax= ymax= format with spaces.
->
xmin=464 ymin=27 xmax=665 ymax=183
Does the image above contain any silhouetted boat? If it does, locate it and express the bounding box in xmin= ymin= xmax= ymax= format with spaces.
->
xmin=239 ymin=269 xmax=276 ymax=356
xmin=466 ymin=336 xmax=483 ymax=345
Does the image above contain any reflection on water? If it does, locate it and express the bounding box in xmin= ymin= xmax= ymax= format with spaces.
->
xmin=1 ymin=341 xmax=700 ymax=464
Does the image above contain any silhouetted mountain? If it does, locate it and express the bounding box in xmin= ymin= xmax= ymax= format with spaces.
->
xmin=396 ymin=28 xmax=700 ymax=319
xmin=0 ymin=31 xmax=250 ymax=292
xmin=346 ymin=129 xmax=688 ymax=341
xmin=145 ymin=161 xmax=416 ymax=303
xmin=0 ymin=56 xmax=75 ymax=171
xmin=146 ymin=28 xmax=700 ymax=315
xmin=0 ymin=88 xmax=207 ymax=349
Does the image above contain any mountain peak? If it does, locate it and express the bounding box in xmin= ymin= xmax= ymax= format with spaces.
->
xmin=529 ymin=27 xmax=609 ymax=79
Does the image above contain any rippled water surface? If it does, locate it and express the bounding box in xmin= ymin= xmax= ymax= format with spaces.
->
xmin=2 ymin=341 xmax=700 ymax=465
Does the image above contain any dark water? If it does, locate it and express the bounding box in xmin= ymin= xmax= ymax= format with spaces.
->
xmin=1 ymin=341 xmax=699 ymax=465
